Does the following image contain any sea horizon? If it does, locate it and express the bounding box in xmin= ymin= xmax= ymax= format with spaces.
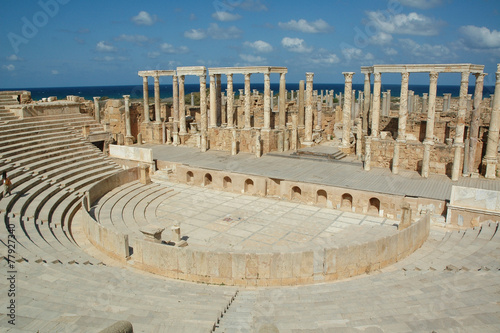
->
xmin=1 ymin=83 xmax=495 ymax=102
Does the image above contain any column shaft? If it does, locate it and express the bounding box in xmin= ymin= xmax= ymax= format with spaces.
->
xmin=452 ymin=72 xmax=470 ymax=180
xmin=142 ymin=76 xmax=150 ymax=123
xmin=484 ymin=65 xmax=500 ymax=178
xmin=469 ymin=73 xmax=486 ymax=174
xmin=200 ymin=74 xmax=207 ymax=151
xmin=173 ymin=75 xmax=179 ymax=123
xmin=342 ymin=72 xmax=354 ymax=148
xmin=244 ymin=73 xmax=251 ymax=129
xmin=363 ymin=73 xmax=371 ymax=134
xmin=263 ymin=73 xmax=271 ymax=130
xmin=305 ymin=73 xmax=314 ymax=142
xmin=279 ymin=73 xmax=286 ymax=129
xmin=372 ymin=73 xmax=381 ymax=138
xmin=298 ymin=80 xmax=305 ymax=127
xmin=209 ymin=74 xmax=216 ymax=128
xmin=154 ymin=75 xmax=161 ymax=123
xmin=123 ymin=95 xmax=132 ymax=137
xmin=398 ymin=72 xmax=410 ymax=140
xmin=227 ymin=74 xmax=234 ymax=128
xmin=179 ymin=75 xmax=187 ymax=134
xmin=422 ymin=72 xmax=439 ymax=178
xmin=216 ymin=74 xmax=221 ymax=126
xmin=93 ymin=97 xmax=101 ymax=124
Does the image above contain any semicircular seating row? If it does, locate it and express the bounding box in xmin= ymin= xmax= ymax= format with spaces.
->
xmin=91 ymin=180 xmax=177 ymax=239
xmin=0 ymin=112 xmax=122 ymax=265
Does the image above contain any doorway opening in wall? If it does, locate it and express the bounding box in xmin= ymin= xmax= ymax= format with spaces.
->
xmin=291 ymin=186 xmax=302 ymax=201
xmin=223 ymin=176 xmax=232 ymax=190
xmin=92 ymin=140 xmax=104 ymax=152
xmin=244 ymin=179 xmax=254 ymax=193
xmin=368 ymin=197 xmax=380 ymax=215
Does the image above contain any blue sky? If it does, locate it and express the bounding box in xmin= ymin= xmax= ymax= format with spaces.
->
xmin=0 ymin=0 xmax=499 ymax=88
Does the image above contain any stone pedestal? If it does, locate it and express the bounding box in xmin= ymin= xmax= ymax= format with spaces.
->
xmin=140 ymin=164 xmax=151 ymax=185
xmin=398 ymin=203 xmax=412 ymax=230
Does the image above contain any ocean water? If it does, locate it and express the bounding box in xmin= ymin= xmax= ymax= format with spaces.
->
xmin=1 ymin=83 xmax=495 ymax=102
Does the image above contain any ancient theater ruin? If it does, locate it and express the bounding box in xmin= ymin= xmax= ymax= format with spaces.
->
xmin=1 ymin=63 xmax=500 ymax=332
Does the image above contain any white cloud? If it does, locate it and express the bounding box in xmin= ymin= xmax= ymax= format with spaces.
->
xmin=115 ymin=34 xmax=151 ymax=45
xmin=207 ymin=23 xmax=242 ymax=39
xmin=399 ymin=0 xmax=443 ymax=9
xmin=365 ymin=11 xmax=443 ymax=36
xmin=131 ymin=11 xmax=157 ymax=26
xmin=244 ymin=40 xmax=273 ymax=53
xmin=160 ymin=43 xmax=189 ymax=54
xmin=6 ymin=54 xmax=22 ymax=61
xmin=184 ymin=29 xmax=207 ymax=40
xmin=341 ymin=47 xmax=374 ymax=61
xmin=399 ymin=38 xmax=450 ymax=58
xmin=281 ymin=37 xmax=313 ymax=53
xmin=96 ymin=41 xmax=116 ymax=52
xmin=51 ymin=70 xmax=59 ymax=75
xmin=212 ymin=11 xmax=241 ymax=21
xmin=460 ymin=26 xmax=500 ymax=49
xmin=2 ymin=64 xmax=15 ymax=71
xmin=278 ymin=19 xmax=332 ymax=33
xmin=310 ymin=53 xmax=340 ymax=65
xmin=239 ymin=54 xmax=266 ymax=63
xmin=369 ymin=32 xmax=393 ymax=45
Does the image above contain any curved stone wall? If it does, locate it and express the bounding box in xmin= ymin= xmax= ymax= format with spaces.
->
xmin=81 ymin=167 xmax=431 ymax=286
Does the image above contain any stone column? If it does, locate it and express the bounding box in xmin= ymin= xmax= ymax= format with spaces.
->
xmin=263 ymin=73 xmax=271 ymax=130
xmin=123 ymin=95 xmax=133 ymax=145
xmin=422 ymin=93 xmax=428 ymax=113
xmin=393 ymin=72 xmax=410 ymax=175
xmin=200 ymin=74 xmax=207 ymax=152
xmin=154 ymin=74 xmax=161 ymax=123
xmin=484 ymin=65 xmax=500 ymax=178
xmin=179 ymin=75 xmax=187 ymax=135
xmin=209 ymin=74 xmax=216 ymax=128
xmin=226 ymin=74 xmax=234 ymax=128
xmin=422 ymin=72 xmax=439 ymax=178
xmin=381 ymin=92 xmax=388 ymax=117
xmin=316 ymin=93 xmax=322 ymax=130
xmin=342 ymin=72 xmax=354 ymax=149
xmin=190 ymin=93 xmax=194 ymax=106
xmin=468 ymin=73 xmax=486 ymax=174
xmin=363 ymin=73 xmax=371 ymax=135
xmin=279 ymin=72 xmax=287 ymax=129
xmin=216 ymin=74 xmax=222 ymax=125
xmin=364 ymin=136 xmax=371 ymax=171
xmin=244 ymin=73 xmax=251 ymax=129
xmin=298 ymin=80 xmax=305 ymax=127
xmin=372 ymin=73 xmax=382 ymax=138
xmin=172 ymin=75 xmax=179 ymax=145
xmin=452 ymin=71 xmax=470 ymax=181
xmin=93 ymin=97 xmax=101 ymax=123
xmin=142 ymin=76 xmax=150 ymax=123
xmin=304 ymin=72 xmax=314 ymax=143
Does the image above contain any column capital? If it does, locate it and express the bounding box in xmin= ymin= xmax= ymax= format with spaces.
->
xmin=474 ymin=72 xmax=487 ymax=81
xmin=401 ymin=71 xmax=410 ymax=81
xmin=227 ymin=73 xmax=233 ymax=79
xmin=123 ymin=95 xmax=130 ymax=100
xmin=429 ymin=72 xmax=439 ymax=81
xmin=153 ymin=74 xmax=160 ymax=80
xmin=364 ymin=72 xmax=371 ymax=81
xmin=244 ymin=73 xmax=251 ymax=79
xmin=374 ymin=72 xmax=381 ymax=81
xmin=306 ymin=72 xmax=314 ymax=81
xmin=142 ymin=76 xmax=148 ymax=82
xmin=342 ymin=72 xmax=354 ymax=82
xmin=93 ymin=97 xmax=100 ymax=102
